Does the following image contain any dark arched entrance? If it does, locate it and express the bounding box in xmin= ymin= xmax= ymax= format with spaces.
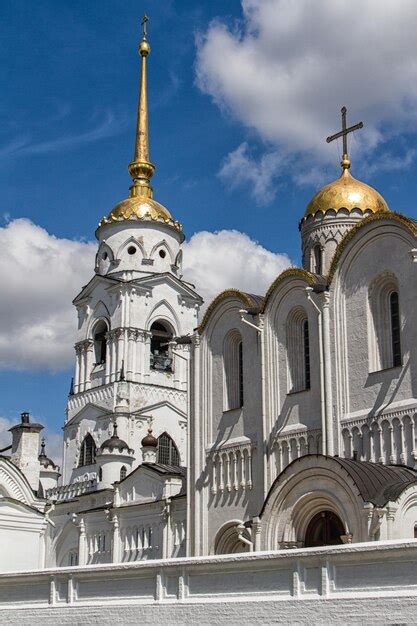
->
xmin=304 ymin=511 xmax=345 ymax=547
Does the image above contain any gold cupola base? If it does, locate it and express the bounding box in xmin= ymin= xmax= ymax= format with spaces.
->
xmin=300 ymin=155 xmax=391 ymax=276
xmin=302 ymin=158 xmax=390 ymax=223
xmin=98 ymin=195 xmax=183 ymax=236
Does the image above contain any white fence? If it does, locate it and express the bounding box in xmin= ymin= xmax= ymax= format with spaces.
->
xmin=1 ymin=540 xmax=417 ymax=623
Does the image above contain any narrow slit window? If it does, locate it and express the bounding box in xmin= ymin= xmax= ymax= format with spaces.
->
xmin=238 ymin=341 xmax=244 ymax=408
xmin=304 ymin=319 xmax=311 ymax=390
xmin=313 ymin=245 xmax=322 ymax=275
xmin=390 ymin=291 xmax=402 ymax=367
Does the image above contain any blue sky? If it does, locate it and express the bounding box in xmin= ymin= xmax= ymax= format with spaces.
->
xmin=2 ymin=0 xmax=417 ymax=456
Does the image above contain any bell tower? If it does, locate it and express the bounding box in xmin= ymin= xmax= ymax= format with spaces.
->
xmin=62 ymin=18 xmax=202 ymax=488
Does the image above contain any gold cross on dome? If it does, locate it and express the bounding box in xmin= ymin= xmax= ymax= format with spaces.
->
xmin=326 ymin=106 xmax=363 ymax=157
xmin=141 ymin=14 xmax=149 ymax=39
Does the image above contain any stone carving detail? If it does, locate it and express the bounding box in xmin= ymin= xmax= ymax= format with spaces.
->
xmin=208 ymin=442 xmax=254 ymax=494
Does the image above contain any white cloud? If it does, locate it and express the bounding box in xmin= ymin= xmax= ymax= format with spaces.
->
xmin=0 ymin=415 xmax=62 ymax=467
xmin=183 ymin=229 xmax=291 ymax=308
xmin=0 ymin=219 xmax=290 ymax=370
xmin=196 ymin=0 xmax=417 ymax=197
xmin=0 ymin=219 xmax=95 ymax=371
xmin=218 ymin=142 xmax=287 ymax=203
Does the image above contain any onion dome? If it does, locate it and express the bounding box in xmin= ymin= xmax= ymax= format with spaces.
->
xmin=141 ymin=427 xmax=158 ymax=448
xmin=302 ymin=156 xmax=389 ymax=221
xmin=97 ymin=17 xmax=183 ymax=238
xmin=100 ymin=422 xmax=133 ymax=454
xmin=38 ymin=438 xmax=59 ymax=470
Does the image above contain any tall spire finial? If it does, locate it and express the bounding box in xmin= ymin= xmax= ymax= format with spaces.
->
xmin=326 ymin=106 xmax=363 ymax=171
xmin=128 ymin=15 xmax=155 ymax=198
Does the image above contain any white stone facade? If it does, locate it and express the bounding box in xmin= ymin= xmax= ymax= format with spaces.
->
xmin=4 ymin=29 xmax=417 ymax=623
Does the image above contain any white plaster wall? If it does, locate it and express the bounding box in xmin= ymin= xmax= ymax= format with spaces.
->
xmin=3 ymin=541 xmax=417 ymax=624
xmin=96 ymin=220 xmax=182 ymax=279
xmin=331 ymin=221 xmax=417 ymax=441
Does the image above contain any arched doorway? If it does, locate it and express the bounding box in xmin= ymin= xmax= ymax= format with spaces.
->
xmin=304 ymin=511 xmax=345 ymax=547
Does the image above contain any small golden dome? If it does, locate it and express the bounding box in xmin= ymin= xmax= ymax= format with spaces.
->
xmin=98 ymin=196 xmax=183 ymax=234
xmin=303 ymin=164 xmax=389 ymax=220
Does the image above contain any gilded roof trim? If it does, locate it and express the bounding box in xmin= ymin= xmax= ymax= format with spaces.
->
xmin=198 ymin=290 xmax=263 ymax=333
xmin=261 ymin=268 xmax=317 ymax=313
xmin=327 ymin=211 xmax=417 ymax=283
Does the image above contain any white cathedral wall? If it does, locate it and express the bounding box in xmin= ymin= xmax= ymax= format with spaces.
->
xmin=197 ymin=298 xmax=265 ymax=554
xmin=331 ymin=221 xmax=417 ymax=459
xmin=0 ymin=501 xmax=47 ymax=572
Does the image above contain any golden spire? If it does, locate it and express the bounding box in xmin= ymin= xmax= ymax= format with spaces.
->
xmin=97 ymin=17 xmax=183 ymax=238
xmin=128 ymin=15 xmax=155 ymax=199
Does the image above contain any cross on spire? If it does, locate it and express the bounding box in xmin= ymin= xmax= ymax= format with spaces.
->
xmin=141 ymin=14 xmax=149 ymax=39
xmin=326 ymin=106 xmax=363 ymax=167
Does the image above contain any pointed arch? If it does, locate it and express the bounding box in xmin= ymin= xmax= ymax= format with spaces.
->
xmin=78 ymin=434 xmax=97 ymax=467
xmin=157 ymin=432 xmax=180 ymax=466
xmin=146 ymin=299 xmax=180 ymax=335
xmin=223 ymin=329 xmax=244 ymax=411
xmin=87 ymin=301 xmax=110 ymax=337
xmin=286 ymin=305 xmax=310 ymax=392
xmin=150 ymin=239 xmax=175 ymax=264
xmin=0 ymin=458 xmax=41 ymax=507
xmin=368 ymin=271 xmax=402 ymax=371
xmin=116 ymin=235 xmax=146 ymax=260
xmin=174 ymin=249 xmax=183 ymax=269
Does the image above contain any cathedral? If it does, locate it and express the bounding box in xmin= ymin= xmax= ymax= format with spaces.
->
xmin=2 ymin=22 xmax=417 ymax=580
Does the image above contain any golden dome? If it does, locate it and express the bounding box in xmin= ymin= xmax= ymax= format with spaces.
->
xmin=98 ymin=195 xmax=183 ymax=233
xmin=303 ymin=161 xmax=389 ymax=220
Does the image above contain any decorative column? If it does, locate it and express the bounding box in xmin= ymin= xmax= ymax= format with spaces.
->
xmin=108 ymin=330 xmax=117 ymax=383
xmin=74 ymin=342 xmax=83 ymax=393
xmin=84 ymin=339 xmax=94 ymax=390
xmin=386 ymin=506 xmax=398 ymax=540
xmin=110 ymin=513 xmax=120 ymax=563
xmin=378 ymin=426 xmax=384 ymax=463
xmin=211 ymin=454 xmax=217 ymax=495
xmin=389 ymin=424 xmax=395 ymax=464
xmin=105 ymin=332 xmax=113 ymax=385
xmin=321 ymin=290 xmax=334 ymax=456
xmin=232 ymin=451 xmax=238 ymax=491
xmin=252 ymin=517 xmax=262 ymax=551
xmin=162 ymin=499 xmax=172 ymax=559
xmin=126 ymin=328 xmax=137 ymax=380
xmin=77 ymin=516 xmax=87 ymax=566
xmin=143 ymin=330 xmax=152 ymax=382
xmin=247 ymin=447 xmax=253 ymax=490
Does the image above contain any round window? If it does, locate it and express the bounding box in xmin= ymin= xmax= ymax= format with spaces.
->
xmin=159 ymin=249 xmax=166 ymax=259
xmin=102 ymin=251 xmax=108 ymax=260
xmin=127 ymin=246 xmax=137 ymax=255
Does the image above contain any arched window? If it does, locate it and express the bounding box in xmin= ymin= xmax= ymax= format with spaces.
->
xmin=98 ymin=467 xmax=103 ymax=481
xmin=78 ymin=434 xmax=96 ymax=467
xmin=150 ymin=321 xmax=173 ymax=372
xmin=390 ymin=291 xmax=402 ymax=367
xmin=223 ymin=330 xmax=243 ymax=411
xmin=157 ymin=433 xmax=180 ymax=466
xmin=303 ymin=319 xmax=311 ymax=389
xmin=93 ymin=320 xmax=108 ymax=365
xmin=312 ymin=245 xmax=323 ymax=275
xmin=120 ymin=465 xmax=127 ymax=481
xmin=286 ymin=307 xmax=310 ymax=392
xmin=369 ymin=274 xmax=402 ymax=371
xmin=304 ymin=511 xmax=345 ymax=547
